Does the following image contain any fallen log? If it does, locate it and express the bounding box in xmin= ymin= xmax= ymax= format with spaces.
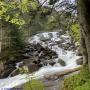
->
xmin=44 ymin=66 xmax=82 ymax=80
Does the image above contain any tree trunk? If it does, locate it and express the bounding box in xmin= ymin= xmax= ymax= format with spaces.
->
xmin=78 ymin=0 xmax=90 ymax=71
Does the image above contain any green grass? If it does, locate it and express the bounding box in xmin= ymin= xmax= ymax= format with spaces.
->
xmin=23 ymin=80 xmax=45 ymax=90
xmin=63 ymin=65 xmax=90 ymax=90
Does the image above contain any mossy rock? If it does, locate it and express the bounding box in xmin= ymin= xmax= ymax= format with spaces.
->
xmin=23 ymin=80 xmax=45 ymax=90
xmin=58 ymin=59 xmax=66 ymax=66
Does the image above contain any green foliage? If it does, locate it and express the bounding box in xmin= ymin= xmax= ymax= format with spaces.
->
xmin=63 ymin=65 xmax=90 ymax=90
xmin=0 ymin=19 xmax=25 ymax=61
xmin=0 ymin=0 xmax=77 ymax=62
xmin=27 ymin=6 xmax=60 ymax=35
xmin=0 ymin=0 xmax=60 ymax=61
xmin=46 ymin=15 xmax=59 ymax=30
xmin=70 ymin=23 xmax=80 ymax=42
xmin=24 ymin=80 xmax=45 ymax=90
xmin=74 ymin=80 xmax=90 ymax=90
xmin=8 ymin=25 xmax=25 ymax=51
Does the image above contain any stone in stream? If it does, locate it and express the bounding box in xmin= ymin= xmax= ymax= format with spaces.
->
xmin=49 ymin=61 xmax=56 ymax=66
xmin=26 ymin=63 xmax=40 ymax=73
xmin=10 ymin=62 xmax=40 ymax=77
xmin=22 ymin=54 xmax=31 ymax=59
xmin=48 ymin=33 xmax=53 ymax=38
xmin=43 ymin=60 xmax=56 ymax=66
xmin=58 ymin=59 xmax=66 ymax=66
xmin=76 ymin=57 xmax=83 ymax=65
xmin=0 ymin=42 xmax=58 ymax=78
xmin=24 ymin=43 xmax=58 ymax=60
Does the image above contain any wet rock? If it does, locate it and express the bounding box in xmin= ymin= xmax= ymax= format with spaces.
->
xmin=24 ymin=43 xmax=58 ymax=66
xmin=22 ymin=53 xmax=31 ymax=59
xmin=0 ymin=65 xmax=16 ymax=78
xmin=57 ymin=31 xmax=64 ymax=36
xmin=44 ymin=74 xmax=58 ymax=80
xmin=10 ymin=63 xmax=40 ymax=76
xmin=43 ymin=60 xmax=56 ymax=66
xmin=55 ymin=40 xmax=64 ymax=45
xmin=32 ymin=60 xmax=41 ymax=64
xmin=23 ymin=59 xmax=35 ymax=65
xmin=49 ymin=61 xmax=56 ymax=66
xmin=48 ymin=33 xmax=53 ymax=38
xmin=36 ymin=43 xmax=45 ymax=52
xmin=40 ymin=38 xmax=51 ymax=42
xmin=43 ymin=61 xmax=48 ymax=66
xmin=38 ymin=63 xmax=43 ymax=67
xmin=27 ymin=63 xmax=39 ymax=73
xmin=58 ymin=59 xmax=66 ymax=66
xmin=0 ymin=57 xmax=23 ymax=78
xmin=76 ymin=57 xmax=83 ymax=65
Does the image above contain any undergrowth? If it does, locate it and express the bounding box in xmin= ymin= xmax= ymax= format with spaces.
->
xmin=23 ymin=80 xmax=45 ymax=90
xmin=63 ymin=65 xmax=90 ymax=90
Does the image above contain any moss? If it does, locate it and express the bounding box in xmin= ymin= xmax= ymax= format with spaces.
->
xmin=70 ymin=23 xmax=80 ymax=42
xmin=23 ymin=80 xmax=45 ymax=90
xmin=74 ymin=80 xmax=90 ymax=90
xmin=63 ymin=65 xmax=90 ymax=90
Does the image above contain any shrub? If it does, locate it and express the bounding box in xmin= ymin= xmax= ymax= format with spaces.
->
xmin=70 ymin=23 xmax=80 ymax=42
xmin=63 ymin=65 xmax=90 ymax=90
xmin=23 ymin=80 xmax=45 ymax=90
xmin=74 ymin=80 xmax=90 ymax=90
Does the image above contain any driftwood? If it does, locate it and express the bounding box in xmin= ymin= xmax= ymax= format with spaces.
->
xmin=44 ymin=66 xmax=82 ymax=80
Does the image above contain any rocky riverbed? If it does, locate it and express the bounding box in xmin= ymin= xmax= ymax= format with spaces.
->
xmin=0 ymin=31 xmax=82 ymax=89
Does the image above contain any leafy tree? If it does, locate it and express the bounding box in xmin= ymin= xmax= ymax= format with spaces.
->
xmin=70 ymin=23 xmax=80 ymax=42
xmin=0 ymin=0 xmax=26 ymax=61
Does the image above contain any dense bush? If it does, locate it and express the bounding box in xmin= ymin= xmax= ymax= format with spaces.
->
xmin=74 ymin=80 xmax=90 ymax=90
xmin=63 ymin=65 xmax=90 ymax=90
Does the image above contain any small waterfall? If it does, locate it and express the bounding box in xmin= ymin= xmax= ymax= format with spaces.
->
xmin=0 ymin=31 xmax=82 ymax=89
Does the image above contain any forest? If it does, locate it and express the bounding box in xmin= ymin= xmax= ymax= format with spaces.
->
xmin=0 ymin=0 xmax=90 ymax=90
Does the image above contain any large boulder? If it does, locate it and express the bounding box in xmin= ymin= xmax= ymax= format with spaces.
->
xmin=27 ymin=63 xmax=39 ymax=73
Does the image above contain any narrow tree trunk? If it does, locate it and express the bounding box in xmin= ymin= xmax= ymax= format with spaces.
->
xmin=78 ymin=0 xmax=90 ymax=71
xmin=0 ymin=29 xmax=2 ymax=52
xmin=0 ymin=28 xmax=3 ymax=53
xmin=80 ymin=27 xmax=88 ymax=64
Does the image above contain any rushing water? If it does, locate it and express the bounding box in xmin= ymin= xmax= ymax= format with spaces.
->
xmin=0 ymin=31 xmax=81 ymax=89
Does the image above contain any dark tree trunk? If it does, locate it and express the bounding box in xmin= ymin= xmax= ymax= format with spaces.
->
xmin=78 ymin=0 xmax=90 ymax=71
